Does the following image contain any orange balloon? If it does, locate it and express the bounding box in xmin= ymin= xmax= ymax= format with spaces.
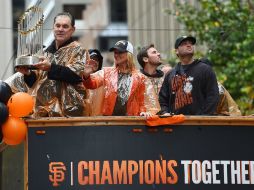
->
xmin=7 ymin=92 xmax=34 ymax=117
xmin=2 ymin=116 xmax=27 ymax=145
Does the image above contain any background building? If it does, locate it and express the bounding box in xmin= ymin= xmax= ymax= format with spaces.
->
xmin=128 ymin=0 xmax=181 ymax=62
xmin=0 ymin=0 xmax=13 ymax=80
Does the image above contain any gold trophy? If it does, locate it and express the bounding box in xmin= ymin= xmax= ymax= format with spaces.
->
xmin=15 ymin=6 xmax=44 ymax=69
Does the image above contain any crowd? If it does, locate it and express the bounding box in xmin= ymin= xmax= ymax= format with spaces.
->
xmin=4 ymin=12 xmax=241 ymax=118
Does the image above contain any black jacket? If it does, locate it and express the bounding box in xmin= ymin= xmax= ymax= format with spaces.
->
xmin=159 ymin=59 xmax=219 ymax=115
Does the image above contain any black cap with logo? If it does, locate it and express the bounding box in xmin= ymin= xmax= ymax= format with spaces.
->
xmin=88 ymin=49 xmax=103 ymax=71
xmin=175 ymin=36 xmax=196 ymax=49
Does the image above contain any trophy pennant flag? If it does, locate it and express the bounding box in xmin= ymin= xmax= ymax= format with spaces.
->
xmin=15 ymin=5 xmax=44 ymax=69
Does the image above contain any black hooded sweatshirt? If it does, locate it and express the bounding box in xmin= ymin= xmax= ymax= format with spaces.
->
xmin=159 ymin=59 xmax=219 ymax=115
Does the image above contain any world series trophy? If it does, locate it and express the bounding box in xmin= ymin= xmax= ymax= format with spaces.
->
xmin=15 ymin=6 xmax=44 ymax=69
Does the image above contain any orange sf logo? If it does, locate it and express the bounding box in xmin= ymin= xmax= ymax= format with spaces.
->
xmin=49 ymin=162 xmax=66 ymax=187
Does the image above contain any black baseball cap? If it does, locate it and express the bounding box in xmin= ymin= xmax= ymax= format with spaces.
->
xmin=175 ymin=36 xmax=196 ymax=49
xmin=88 ymin=49 xmax=103 ymax=71
xmin=109 ymin=40 xmax=133 ymax=54
xmin=88 ymin=49 xmax=103 ymax=60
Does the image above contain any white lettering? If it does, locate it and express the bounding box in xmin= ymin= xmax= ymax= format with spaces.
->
xmin=241 ymin=161 xmax=250 ymax=184
xmin=181 ymin=160 xmax=254 ymax=185
xmin=231 ymin=161 xmax=241 ymax=184
xmin=192 ymin=160 xmax=201 ymax=184
xmin=212 ymin=160 xmax=220 ymax=184
xmin=220 ymin=160 xmax=230 ymax=184
xmin=202 ymin=160 xmax=211 ymax=184
xmin=181 ymin=160 xmax=191 ymax=184
xmin=250 ymin=161 xmax=254 ymax=184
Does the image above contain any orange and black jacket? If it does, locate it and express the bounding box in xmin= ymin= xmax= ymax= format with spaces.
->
xmin=159 ymin=60 xmax=219 ymax=115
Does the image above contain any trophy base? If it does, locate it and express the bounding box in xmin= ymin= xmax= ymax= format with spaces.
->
xmin=15 ymin=55 xmax=40 ymax=70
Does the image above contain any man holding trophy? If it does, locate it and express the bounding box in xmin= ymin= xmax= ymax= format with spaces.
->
xmin=6 ymin=11 xmax=87 ymax=117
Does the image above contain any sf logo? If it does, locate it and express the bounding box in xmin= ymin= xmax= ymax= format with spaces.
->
xmin=49 ymin=162 xmax=66 ymax=187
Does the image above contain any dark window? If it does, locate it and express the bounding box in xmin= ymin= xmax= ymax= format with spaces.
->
xmin=98 ymin=36 xmax=128 ymax=52
xmin=12 ymin=0 xmax=25 ymax=51
xmin=110 ymin=0 xmax=127 ymax=22
xmin=63 ymin=4 xmax=86 ymax=20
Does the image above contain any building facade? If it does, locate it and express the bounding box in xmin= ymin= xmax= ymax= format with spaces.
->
xmin=0 ymin=0 xmax=13 ymax=80
xmin=128 ymin=0 xmax=181 ymax=61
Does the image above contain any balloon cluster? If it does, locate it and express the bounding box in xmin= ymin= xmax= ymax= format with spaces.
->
xmin=0 ymin=81 xmax=34 ymax=146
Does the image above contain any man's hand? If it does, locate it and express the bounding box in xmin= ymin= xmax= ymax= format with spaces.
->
xmin=82 ymin=59 xmax=98 ymax=79
xmin=162 ymin=112 xmax=173 ymax=116
xmin=140 ymin=112 xmax=153 ymax=118
xmin=33 ymin=56 xmax=51 ymax=71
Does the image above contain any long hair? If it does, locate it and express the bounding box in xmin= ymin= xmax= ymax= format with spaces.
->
xmin=126 ymin=52 xmax=136 ymax=72
xmin=115 ymin=52 xmax=136 ymax=73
